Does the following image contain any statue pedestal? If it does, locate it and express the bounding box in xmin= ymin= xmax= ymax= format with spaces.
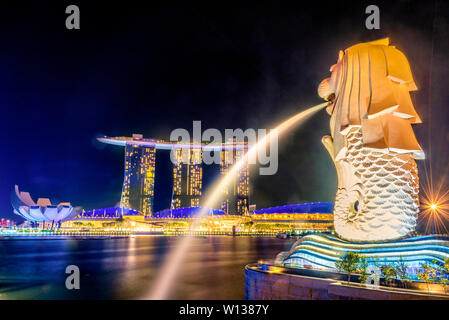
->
xmin=279 ymin=234 xmax=449 ymax=279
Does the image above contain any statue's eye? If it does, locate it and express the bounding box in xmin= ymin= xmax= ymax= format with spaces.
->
xmin=354 ymin=201 xmax=359 ymax=212
xmin=348 ymin=201 xmax=360 ymax=221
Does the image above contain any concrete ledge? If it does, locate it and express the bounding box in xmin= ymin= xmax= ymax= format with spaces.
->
xmin=328 ymin=282 xmax=449 ymax=300
xmin=245 ymin=264 xmax=449 ymax=300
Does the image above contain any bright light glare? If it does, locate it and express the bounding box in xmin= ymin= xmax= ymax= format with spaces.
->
xmin=420 ymin=178 xmax=449 ymax=234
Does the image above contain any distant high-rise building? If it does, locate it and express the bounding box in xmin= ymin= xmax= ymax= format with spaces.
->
xmin=120 ymin=136 xmax=156 ymax=216
xmin=171 ymin=148 xmax=203 ymax=209
xmin=98 ymin=134 xmax=249 ymax=216
xmin=220 ymin=141 xmax=249 ymax=215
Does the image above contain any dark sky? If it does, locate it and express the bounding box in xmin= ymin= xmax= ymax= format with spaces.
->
xmin=2 ymin=1 xmax=449 ymax=228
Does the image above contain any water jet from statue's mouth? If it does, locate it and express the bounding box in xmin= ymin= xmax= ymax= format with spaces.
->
xmin=144 ymin=101 xmax=328 ymax=300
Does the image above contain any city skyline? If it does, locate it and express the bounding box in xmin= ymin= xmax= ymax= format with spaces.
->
xmin=2 ymin=3 xmax=448 ymax=232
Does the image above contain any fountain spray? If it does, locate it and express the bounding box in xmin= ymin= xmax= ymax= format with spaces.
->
xmin=146 ymin=102 xmax=328 ymax=299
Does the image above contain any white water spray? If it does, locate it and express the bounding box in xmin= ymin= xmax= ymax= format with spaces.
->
xmin=146 ymin=102 xmax=328 ymax=299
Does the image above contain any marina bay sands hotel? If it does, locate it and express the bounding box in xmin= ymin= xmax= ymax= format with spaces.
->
xmin=98 ymin=134 xmax=249 ymax=216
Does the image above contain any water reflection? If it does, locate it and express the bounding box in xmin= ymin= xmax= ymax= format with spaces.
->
xmin=0 ymin=236 xmax=294 ymax=300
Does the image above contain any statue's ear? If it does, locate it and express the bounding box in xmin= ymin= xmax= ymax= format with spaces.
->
xmin=365 ymin=38 xmax=390 ymax=46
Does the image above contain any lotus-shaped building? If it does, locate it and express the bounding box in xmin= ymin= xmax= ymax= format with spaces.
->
xmin=11 ymin=185 xmax=81 ymax=223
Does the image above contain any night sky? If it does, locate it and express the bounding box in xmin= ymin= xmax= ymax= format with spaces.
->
xmin=2 ymin=1 xmax=448 ymax=230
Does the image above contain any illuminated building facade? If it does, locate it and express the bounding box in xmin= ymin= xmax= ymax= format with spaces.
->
xmin=220 ymin=142 xmax=249 ymax=215
xmin=0 ymin=219 xmax=13 ymax=228
xmin=79 ymin=207 xmax=140 ymax=219
xmin=152 ymin=207 xmax=225 ymax=219
xmin=250 ymin=203 xmax=334 ymax=232
xmin=98 ymin=134 xmax=249 ymax=216
xmin=171 ymin=148 xmax=203 ymax=209
xmin=120 ymin=136 xmax=156 ymax=216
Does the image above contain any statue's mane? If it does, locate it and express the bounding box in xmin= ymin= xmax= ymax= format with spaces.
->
xmin=325 ymin=38 xmax=424 ymax=160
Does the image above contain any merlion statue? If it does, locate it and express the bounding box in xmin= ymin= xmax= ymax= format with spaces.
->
xmin=319 ymin=38 xmax=424 ymax=242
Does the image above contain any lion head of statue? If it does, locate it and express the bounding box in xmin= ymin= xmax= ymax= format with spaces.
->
xmin=318 ymin=38 xmax=424 ymax=160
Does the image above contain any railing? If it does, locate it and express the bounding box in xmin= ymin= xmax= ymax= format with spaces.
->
xmin=0 ymin=230 xmax=131 ymax=237
xmin=163 ymin=230 xmax=285 ymax=236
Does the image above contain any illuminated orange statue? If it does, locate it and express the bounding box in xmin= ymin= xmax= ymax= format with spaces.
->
xmin=319 ymin=38 xmax=424 ymax=242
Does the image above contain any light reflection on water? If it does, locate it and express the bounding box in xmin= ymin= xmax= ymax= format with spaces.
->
xmin=0 ymin=236 xmax=294 ymax=300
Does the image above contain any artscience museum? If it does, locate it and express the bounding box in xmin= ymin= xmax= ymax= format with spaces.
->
xmin=11 ymin=185 xmax=81 ymax=224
